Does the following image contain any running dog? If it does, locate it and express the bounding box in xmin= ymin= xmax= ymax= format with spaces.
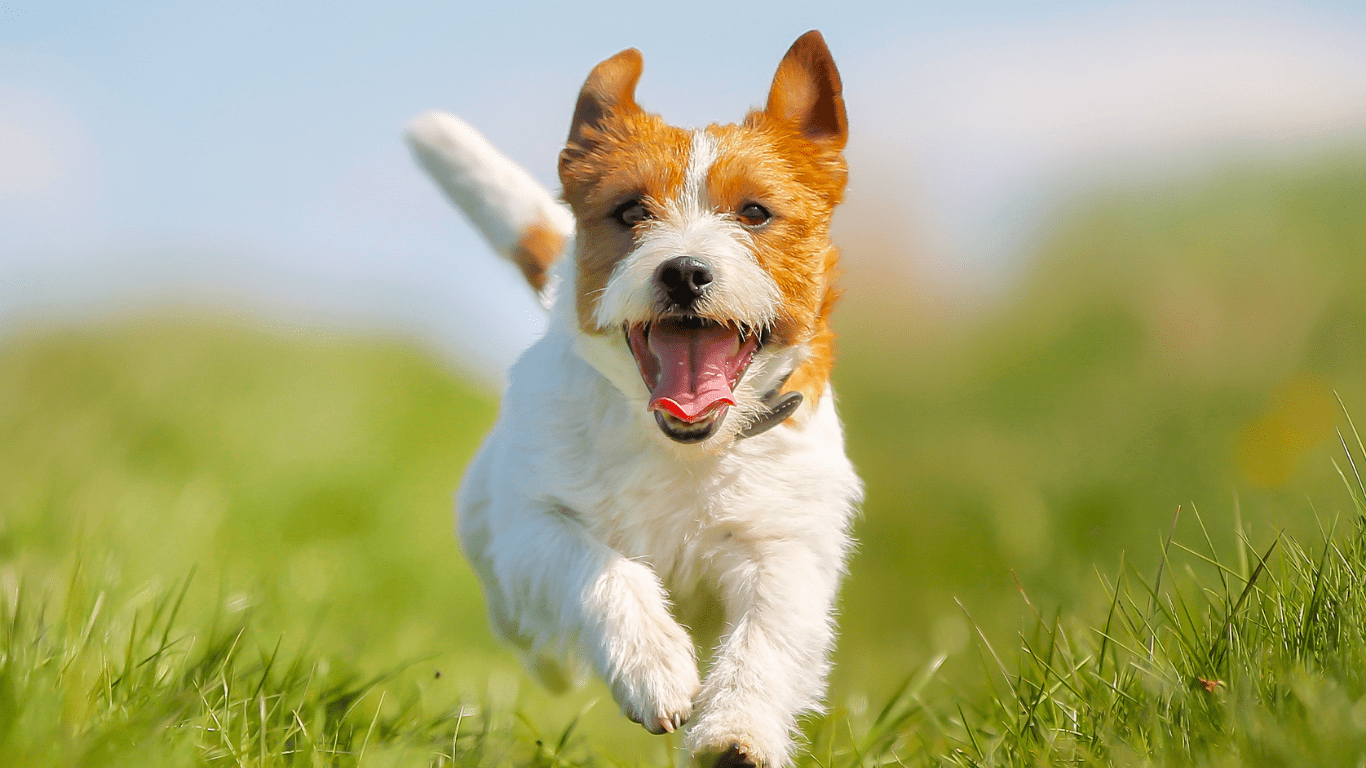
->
xmin=406 ymin=30 xmax=860 ymax=767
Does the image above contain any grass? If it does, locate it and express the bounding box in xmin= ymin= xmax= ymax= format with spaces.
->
xmin=945 ymin=508 xmax=1366 ymax=766
xmin=5 ymin=339 xmax=1366 ymax=766
xmin=0 ymin=560 xmax=566 ymax=767
xmin=0 ymin=320 xmax=617 ymax=766
xmin=3 ymin=149 xmax=1366 ymax=765
xmin=798 ymin=443 xmax=1366 ymax=767
xmin=0 ymin=565 xmax=599 ymax=767
xmin=832 ymin=147 xmax=1366 ymax=691
xmin=0 ymin=321 xmax=491 ymax=766
xmin=5 ymin=326 xmax=1366 ymax=768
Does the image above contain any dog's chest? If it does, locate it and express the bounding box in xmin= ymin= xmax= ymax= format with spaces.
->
xmin=553 ymin=437 xmax=787 ymax=605
xmin=562 ymin=437 xmax=770 ymax=591
xmin=504 ymin=328 xmax=855 ymax=610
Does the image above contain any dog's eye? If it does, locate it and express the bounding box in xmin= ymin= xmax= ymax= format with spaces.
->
xmin=611 ymin=199 xmax=650 ymax=228
xmin=737 ymin=203 xmax=772 ymax=228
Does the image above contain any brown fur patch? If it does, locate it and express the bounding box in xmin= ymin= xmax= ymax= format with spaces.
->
xmin=782 ymin=263 xmax=841 ymax=408
xmin=704 ymin=117 xmax=846 ymax=408
xmin=511 ymin=221 xmax=566 ymax=292
xmin=765 ymin=31 xmax=848 ymax=146
xmin=560 ymin=111 xmax=690 ymax=332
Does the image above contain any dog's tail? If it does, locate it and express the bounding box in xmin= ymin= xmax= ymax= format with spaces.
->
xmin=405 ymin=111 xmax=573 ymax=303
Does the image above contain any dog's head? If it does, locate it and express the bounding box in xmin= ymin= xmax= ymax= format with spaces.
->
xmin=559 ymin=31 xmax=847 ymax=447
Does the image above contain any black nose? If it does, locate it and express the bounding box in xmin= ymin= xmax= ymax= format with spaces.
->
xmin=656 ymin=256 xmax=714 ymax=309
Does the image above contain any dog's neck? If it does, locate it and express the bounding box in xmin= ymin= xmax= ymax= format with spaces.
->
xmin=738 ymin=377 xmax=802 ymax=439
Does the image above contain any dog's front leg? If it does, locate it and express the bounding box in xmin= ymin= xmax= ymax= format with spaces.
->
xmin=470 ymin=504 xmax=701 ymax=733
xmin=686 ymin=538 xmax=843 ymax=768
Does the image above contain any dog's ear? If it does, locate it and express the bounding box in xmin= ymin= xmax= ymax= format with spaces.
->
xmin=764 ymin=30 xmax=847 ymax=148
xmin=564 ymin=48 xmax=643 ymax=153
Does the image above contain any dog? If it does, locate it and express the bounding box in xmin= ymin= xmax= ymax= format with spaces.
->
xmin=406 ymin=30 xmax=861 ymax=768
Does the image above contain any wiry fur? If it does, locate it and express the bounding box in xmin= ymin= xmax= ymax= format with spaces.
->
xmin=407 ymin=31 xmax=861 ymax=767
xmin=592 ymin=133 xmax=783 ymax=335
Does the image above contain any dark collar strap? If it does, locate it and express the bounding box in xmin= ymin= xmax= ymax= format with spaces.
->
xmin=738 ymin=373 xmax=803 ymax=439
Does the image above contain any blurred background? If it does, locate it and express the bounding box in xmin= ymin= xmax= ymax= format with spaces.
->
xmin=3 ymin=0 xmax=1366 ymax=761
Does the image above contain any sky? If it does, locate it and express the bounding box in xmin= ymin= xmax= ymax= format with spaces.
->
xmin=2 ymin=0 xmax=1365 ymax=381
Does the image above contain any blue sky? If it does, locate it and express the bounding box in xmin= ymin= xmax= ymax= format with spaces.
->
xmin=3 ymin=0 xmax=1365 ymax=380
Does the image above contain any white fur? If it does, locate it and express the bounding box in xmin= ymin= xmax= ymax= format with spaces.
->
xmin=682 ymin=129 xmax=719 ymax=211
xmin=413 ymin=112 xmax=860 ymax=768
xmin=459 ymin=314 xmax=859 ymax=764
xmin=591 ymin=131 xmax=782 ymax=332
xmin=405 ymin=111 xmax=573 ymax=305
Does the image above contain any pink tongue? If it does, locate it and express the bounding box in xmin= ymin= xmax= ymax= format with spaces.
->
xmin=646 ymin=324 xmax=742 ymax=422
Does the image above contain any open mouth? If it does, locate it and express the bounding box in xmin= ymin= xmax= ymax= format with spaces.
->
xmin=625 ymin=316 xmax=762 ymax=443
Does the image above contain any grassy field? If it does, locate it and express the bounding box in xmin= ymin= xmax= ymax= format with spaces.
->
xmin=2 ymin=149 xmax=1365 ymax=765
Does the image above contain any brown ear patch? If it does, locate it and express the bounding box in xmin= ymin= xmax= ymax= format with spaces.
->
xmin=764 ymin=30 xmax=847 ymax=147
xmin=566 ymin=48 xmax=644 ymax=153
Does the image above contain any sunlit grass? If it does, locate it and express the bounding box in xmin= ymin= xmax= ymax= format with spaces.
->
xmin=10 ymin=471 xmax=1366 ymax=766
xmin=0 ymin=318 xmax=661 ymax=766
xmin=0 ymin=561 xmax=554 ymax=766
xmin=2 ymin=149 xmax=1366 ymax=764
xmin=6 ymin=321 xmax=1366 ymax=766
xmin=794 ymin=423 xmax=1366 ymax=766
xmin=833 ymin=149 xmax=1366 ymax=693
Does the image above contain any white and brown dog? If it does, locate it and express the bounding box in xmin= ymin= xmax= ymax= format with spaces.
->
xmin=407 ymin=31 xmax=860 ymax=768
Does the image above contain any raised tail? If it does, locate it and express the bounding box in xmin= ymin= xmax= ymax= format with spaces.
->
xmin=405 ymin=111 xmax=573 ymax=302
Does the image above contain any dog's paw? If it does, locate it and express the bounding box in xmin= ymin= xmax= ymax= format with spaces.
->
xmin=709 ymin=743 xmax=759 ymax=768
xmin=686 ymin=702 xmax=791 ymax=768
xmin=607 ymin=617 xmax=700 ymax=735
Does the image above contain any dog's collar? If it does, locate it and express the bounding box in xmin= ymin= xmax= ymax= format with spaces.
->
xmin=737 ymin=375 xmax=803 ymax=439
